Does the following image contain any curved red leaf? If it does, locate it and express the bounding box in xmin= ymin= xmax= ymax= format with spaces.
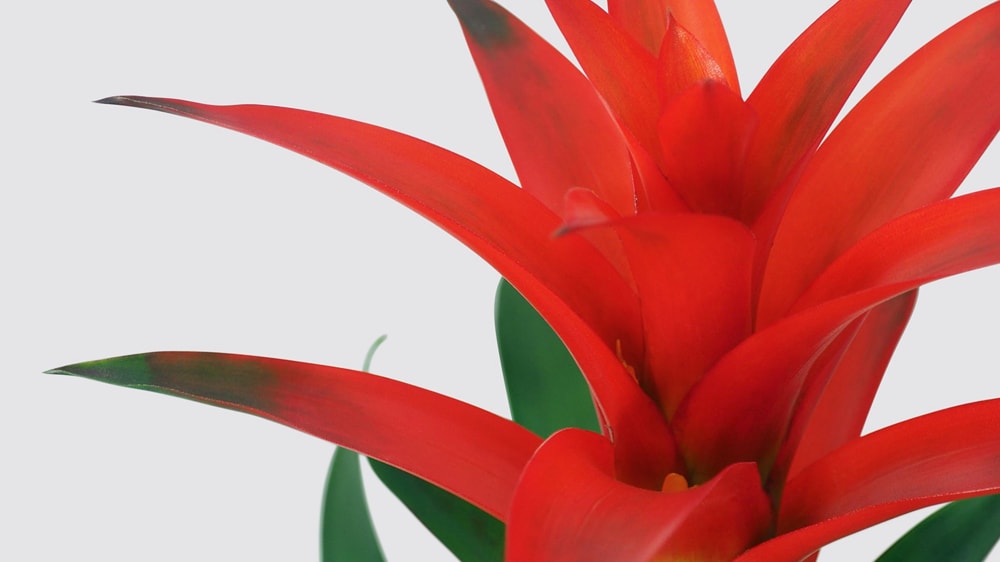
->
xmin=757 ymin=3 xmax=1000 ymax=327
xmin=607 ymin=0 xmax=739 ymax=93
xmin=545 ymin=0 xmax=661 ymax=153
xmin=736 ymin=399 xmax=1000 ymax=561
xmin=94 ymin=96 xmax=677 ymax=488
xmin=678 ymin=186 xmax=1000 ymax=481
xmin=94 ymin=96 xmax=638 ymax=352
xmin=448 ymin=0 xmax=638 ymax=217
xmin=742 ymin=0 xmax=911 ymax=225
xmin=794 ymin=188 xmax=1000 ymax=312
xmin=657 ymin=81 xmax=757 ymax=217
xmin=506 ymin=429 xmax=770 ymax=562
xmin=656 ymin=15 xmax=727 ymax=102
xmin=47 ymin=352 xmax=542 ymax=520
xmin=775 ymin=291 xmax=917 ymax=486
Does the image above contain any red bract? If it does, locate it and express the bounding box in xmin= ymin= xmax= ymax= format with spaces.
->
xmin=65 ymin=0 xmax=1000 ymax=560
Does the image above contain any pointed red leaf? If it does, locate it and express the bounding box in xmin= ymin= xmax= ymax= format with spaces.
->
xmin=545 ymin=0 xmax=661 ymax=153
xmin=776 ymin=291 xmax=917 ymax=485
xmin=678 ymin=183 xmax=1000 ymax=480
xmin=736 ymin=399 xmax=1000 ymax=561
xmin=656 ymin=16 xmax=727 ymax=102
xmin=506 ymin=429 xmax=771 ymax=562
xmin=794 ymin=187 xmax=1000 ymax=312
xmin=757 ymin=3 xmax=1000 ymax=327
xmin=607 ymin=0 xmax=739 ymax=93
xmin=742 ymin=0 xmax=911 ymax=224
xmin=449 ymin=0 xmax=638 ymax=217
xmin=48 ymin=352 xmax=542 ymax=520
xmin=94 ymin=96 xmax=637 ymax=352
xmin=95 ymin=96 xmax=677 ymax=487
xmin=657 ymin=81 xmax=757 ymax=217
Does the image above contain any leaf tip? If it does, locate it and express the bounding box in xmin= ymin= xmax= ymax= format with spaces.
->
xmin=42 ymin=354 xmax=156 ymax=387
xmin=447 ymin=0 xmax=512 ymax=47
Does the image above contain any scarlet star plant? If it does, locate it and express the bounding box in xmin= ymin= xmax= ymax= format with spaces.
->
xmin=51 ymin=0 xmax=1000 ymax=560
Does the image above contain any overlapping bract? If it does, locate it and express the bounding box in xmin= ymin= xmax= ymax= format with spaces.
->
xmin=58 ymin=1 xmax=1000 ymax=560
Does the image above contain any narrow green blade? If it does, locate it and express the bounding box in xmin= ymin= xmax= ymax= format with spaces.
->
xmin=370 ymin=459 xmax=504 ymax=562
xmin=495 ymin=278 xmax=599 ymax=437
xmin=321 ymin=335 xmax=386 ymax=561
xmin=321 ymin=447 xmax=385 ymax=562
xmin=876 ymin=494 xmax=1000 ymax=562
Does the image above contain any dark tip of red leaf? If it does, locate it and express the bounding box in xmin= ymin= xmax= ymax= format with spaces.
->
xmin=92 ymin=96 xmax=196 ymax=118
xmin=93 ymin=96 xmax=129 ymax=105
xmin=447 ymin=0 xmax=512 ymax=47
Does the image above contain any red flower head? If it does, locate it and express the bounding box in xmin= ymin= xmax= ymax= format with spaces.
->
xmin=55 ymin=1 xmax=1000 ymax=560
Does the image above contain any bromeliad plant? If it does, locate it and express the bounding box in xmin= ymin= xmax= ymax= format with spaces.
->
xmin=50 ymin=0 xmax=1000 ymax=560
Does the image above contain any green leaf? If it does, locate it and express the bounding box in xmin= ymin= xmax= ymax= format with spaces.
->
xmin=369 ymin=459 xmax=504 ymax=562
xmin=320 ymin=336 xmax=386 ymax=561
xmin=876 ymin=494 xmax=1000 ymax=562
xmin=321 ymin=447 xmax=385 ymax=562
xmin=495 ymin=278 xmax=600 ymax=437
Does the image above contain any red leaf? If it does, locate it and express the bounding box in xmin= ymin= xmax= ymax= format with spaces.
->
xmin=94 ymin=96 xmax=677 ymax=486
xmin=757 ymin=3 xmax=1000 ymax=327
xmin=678 ymin=184 xmax=1000 ymax=480
xmin=657 ymin=81 xmax=757 ymax=217
xmin=742 ymin=0 xmax=911 ymax=225
xmin=449 ymin=0 xmax=638 ymax=217
xmin=794 ymin=187 xmax=1000 ymax=312
xmin=545 ymin=0 xmax=661 ymax=153
xmin=675 ymin=282 xmax=923 ymax=482
xmin=736 ymin=399 xmax=1000 ymax=561
xmin=506 ymin=429 xmax=770 ymax=562
xmin=607 ymin=0 xmax=739 ymax=94
xmin=775 ymin=291 xmax=917 ymax=486
xmin=656 ymin=16 xmax=727 ymax=102
xmin=48 ymin=352 xmax=542 ymax=520
xmin=611 ymin=213 xmax=755 ymax=418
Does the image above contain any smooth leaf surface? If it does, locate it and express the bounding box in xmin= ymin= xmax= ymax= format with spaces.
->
xmin=612 ymin=213 xmax=754 ymax=419
xmin=369 ymin=459 xmax=504 ymax=562
xmin=736 ymin=399 xmax=1000 ymax=561
xmin=792 ymin=187 xmax=1000 ymax=312
xmin=47 ymin=352 xmax=541 ymax=520
xmin=742 ymin=0 xmax=910 ymax=225
xmin=677 ymin=187 xmax=1000 ymax=481
xmin=778 ymin=291 xmax=917 ymax=483
xmin=876 ymin=494 xmax=1000 ymax=562
xmin=94 ymin=96 xmax=676 ymax=484
xmin=91 ymin=95 xmax=641 ymax=382
xmin=656 ymin=81 xmax=756 ymax=217
xmin=545 ymin=0 xmax=661 ymax=153
xmin=449 ymin=0 xmax=637 ymax=216
xmin=607 ymin=0 xmax=738 ymax=92
xmin=495 ymin=278 xmax=599 ymax=437
xmin=758 ymin=3 xmax=1000 ymax=326
xmin=321 ymin=448 xmax=385 ymax=562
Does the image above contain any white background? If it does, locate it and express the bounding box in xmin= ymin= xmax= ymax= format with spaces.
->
xmin=3 ymin=1 xmax=998 ymax=560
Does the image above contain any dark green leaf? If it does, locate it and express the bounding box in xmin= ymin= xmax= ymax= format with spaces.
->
xmin=321 ymin=447 xmax=385 ymax=562
xmin=495 ymin=278 xmax=600 ymax=436
xmin=370 ymin=459 xmax=504 ymax=562
xmin=876 ymin=494 xmax=1000 ymax=562
xmin=320 ymin=335 xmax=386 ymax=561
